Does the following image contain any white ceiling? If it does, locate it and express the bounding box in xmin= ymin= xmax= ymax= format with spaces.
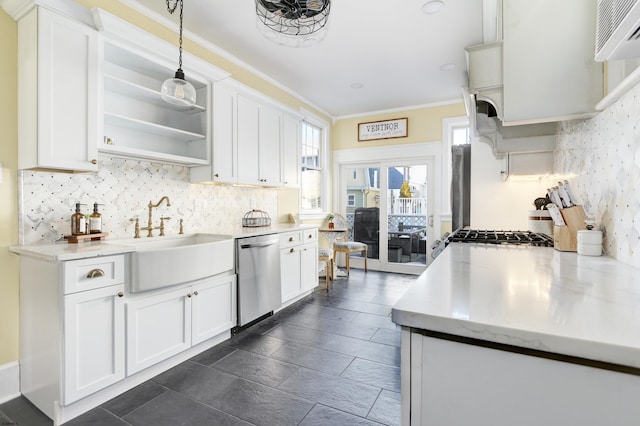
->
xmin=125 ymin=0 xmax=484 ymax=118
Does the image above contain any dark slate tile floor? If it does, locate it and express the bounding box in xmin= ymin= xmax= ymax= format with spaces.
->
xmin=0 ymin=269 xmax=416 ymax=426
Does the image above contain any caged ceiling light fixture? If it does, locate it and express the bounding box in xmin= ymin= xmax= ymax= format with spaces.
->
xmin=160 ymin=0 xmax=196 ymax=107
xmin=255 ymin=0 xmax=331 ymax=47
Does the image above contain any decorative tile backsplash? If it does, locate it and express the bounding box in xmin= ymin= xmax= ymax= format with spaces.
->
xmin=555 ymin=80 xmax=640 ymax=268
xmin=19 ymin=156 xmax=278 ymax=244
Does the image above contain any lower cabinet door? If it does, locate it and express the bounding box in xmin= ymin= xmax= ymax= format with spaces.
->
xmin=126 ymin=287 xmax=192 ymax=375
xmin=192 ymin=274 xmax=237 ymax=345
xmin=300 ymin=243 xmax=318 ymax=292
xmin=280 ymin=247 xmax=302 ymax=303
xmin=63 ymin=284 xmax=125 ymax=404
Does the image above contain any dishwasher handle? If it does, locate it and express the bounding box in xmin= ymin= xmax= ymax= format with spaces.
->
xmin=239 ymin=239 xmax=279 ymax=249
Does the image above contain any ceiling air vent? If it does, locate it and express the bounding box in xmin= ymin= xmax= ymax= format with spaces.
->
xmin=595 ymin=0 xmax=640 ymax=61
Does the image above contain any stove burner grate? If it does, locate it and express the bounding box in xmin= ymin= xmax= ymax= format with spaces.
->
xmin=448 ymin=229 xmax=554 ymax=247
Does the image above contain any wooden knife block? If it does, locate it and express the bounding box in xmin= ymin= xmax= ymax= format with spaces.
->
xmin=553 ymin=206 xmax=587 ymax=252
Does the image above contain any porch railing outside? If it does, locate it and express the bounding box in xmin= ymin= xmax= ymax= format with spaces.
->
xmin=390 ymin=197 xmax=427 ymax=215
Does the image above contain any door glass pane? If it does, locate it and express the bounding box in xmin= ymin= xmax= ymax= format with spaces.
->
xmin=346 ymin=167 xmax=380 ymax=260
xmin=387 ymin=164 xmax=428 ymax=265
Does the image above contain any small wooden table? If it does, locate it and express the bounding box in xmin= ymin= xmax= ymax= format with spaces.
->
xmin=318 ymin=227 xmax=348 ymax=244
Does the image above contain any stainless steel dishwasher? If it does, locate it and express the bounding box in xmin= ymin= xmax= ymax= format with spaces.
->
xmin=236 ymin=234 xmax=281 ymax=327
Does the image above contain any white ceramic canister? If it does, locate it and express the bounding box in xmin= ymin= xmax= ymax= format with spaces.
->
xmin=528 ymin=210 xmax=553 ymax=236
xmin=577 ymin=230 xmax=603 ymax=256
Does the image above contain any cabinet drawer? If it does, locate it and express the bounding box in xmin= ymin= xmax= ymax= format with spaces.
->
xmin=63 ymin=255 xmax=125 ymax=294
xmin=301 ymin=229 xmax=317 ymax=243
xmin=279 ymin=231 xmax=301 ymax=248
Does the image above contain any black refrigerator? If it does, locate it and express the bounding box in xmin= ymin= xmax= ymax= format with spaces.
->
xmin=451 ymin=144 xmax=471 ymax=231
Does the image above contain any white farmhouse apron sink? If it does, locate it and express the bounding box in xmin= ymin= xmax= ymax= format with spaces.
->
xmin=113 ymin=234 xmax=234 ymax=293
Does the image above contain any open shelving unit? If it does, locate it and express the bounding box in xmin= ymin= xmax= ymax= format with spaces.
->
xmin=100 ymin=41 xmax=211 ymax=166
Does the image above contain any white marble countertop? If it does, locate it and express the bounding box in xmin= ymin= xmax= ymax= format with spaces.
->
xmin=9 ymin=224 xmax=318 ymax=262
xmin=392 ymin=243 xmax=640 ymax=369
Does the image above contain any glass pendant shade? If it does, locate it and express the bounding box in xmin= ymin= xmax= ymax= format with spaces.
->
xmin=162 ymin=0 xmax=196 ymax=107
xmin=161 ymin=69 xmax=196 ymax=107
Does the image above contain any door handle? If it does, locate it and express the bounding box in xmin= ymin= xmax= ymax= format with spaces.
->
xmin=240 ymin=239 xmax=279 ymax=249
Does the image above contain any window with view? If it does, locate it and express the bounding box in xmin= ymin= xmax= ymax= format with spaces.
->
xmin=300 ymin=121 xmax=324 ymax=212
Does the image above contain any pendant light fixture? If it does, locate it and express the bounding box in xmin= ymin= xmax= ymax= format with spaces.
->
xmin=255 ymin=0 xmax=331 ymax=47
xmin=161 ymin=0 xmax=196 ymax=107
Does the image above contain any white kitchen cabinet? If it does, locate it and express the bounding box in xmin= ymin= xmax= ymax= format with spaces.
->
xmin=237 ymin=95 xmax=261 ymax=185
xmin=63 ymin=284 xmax=125 ymax=404
xmin=280 ymin=245 xmax=303 ymax=303
xmin=126 ymin=286 xmax=192 ymax=375
xmin=300 ymin=241 xmax=318 ymax=292
xmin=280 ymin=229 xmax=318 ymax=304
xmin=192 ymin=83 xmax=238 ymax=183
xmin=191 ymin=78 xmax=301 ymax=186
xmin=126 ymin=273 xmax=237 ymax=374
xmin=191 ymin=274 xmax=237 ymax=345
xmin=282 ymin=113 xmax=301 ymax=187
xmin=18 ymin=254 xmax=126 ymax=420
xmin=17 ymin=6 xmax=100 ymax=171
xmin=237 ymin=94 xmax=283 ymax=186
xmin=403 ymin=330 xmax=640 ymax=426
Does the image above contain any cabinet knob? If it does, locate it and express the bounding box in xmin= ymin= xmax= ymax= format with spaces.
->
xmin=117 ymin=291 xmax=124 ymax=298
xmin=86 ymin=269 xmax=105 ymax=279
xmin=289 ymin=237 xmax=294 ymax=242
xmin=214 ymin=173 xmax=219 ymax=178
xmin=194 ymin=291 xmax=199 ymax=296
xmin=290 ymin=248 xmax=295 ymax=253
xmin=187 ymin=293 xmax=192 ymax=298
xmin=308 ymin=234 xmax=313 ymax=238
xmin=91 ymin=159 xmax=97 ymax=165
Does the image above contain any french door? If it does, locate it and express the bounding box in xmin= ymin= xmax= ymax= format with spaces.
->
xmin=338 ymin=157 xmax=435 ymax=275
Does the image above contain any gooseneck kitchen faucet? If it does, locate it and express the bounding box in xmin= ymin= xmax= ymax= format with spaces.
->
xmin=137 ymin=196 xmax=171 ymax=237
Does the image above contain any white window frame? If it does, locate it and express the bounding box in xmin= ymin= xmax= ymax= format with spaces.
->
xmin=347 ymin=194 xmax=356 ymax=207
xmin=299 ymin=108 xmax=330 ymax=219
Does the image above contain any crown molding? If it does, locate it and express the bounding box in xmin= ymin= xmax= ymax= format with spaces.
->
xmin=1 ymin=0 xmax=93 ymax=25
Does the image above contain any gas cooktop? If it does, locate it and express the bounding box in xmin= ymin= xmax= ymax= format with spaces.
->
xmin=448 ymin=229 xmax=554 ymax=246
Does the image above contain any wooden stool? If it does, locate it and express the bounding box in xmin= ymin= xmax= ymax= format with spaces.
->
xmin=318 ymin=248 xmax=334 ymax=289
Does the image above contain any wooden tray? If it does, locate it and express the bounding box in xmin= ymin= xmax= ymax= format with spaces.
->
xmin=64 ymin=232 xmax=109 ymax=244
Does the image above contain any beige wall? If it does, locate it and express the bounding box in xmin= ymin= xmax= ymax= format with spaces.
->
xmin=333 ymin=103 xmax=466 ymax=150
xmin=0 ymin=8 xmax=19 ymax=365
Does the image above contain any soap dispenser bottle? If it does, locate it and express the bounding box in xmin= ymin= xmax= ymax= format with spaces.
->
xmin=71 ymin=203 xmax=87 ymax=236
xmin=89 ymin=202 xmax=103 ymax=234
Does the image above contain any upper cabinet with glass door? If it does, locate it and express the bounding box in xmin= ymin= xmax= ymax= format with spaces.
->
xmin=92 ymin=9 xmax=229 ymax=166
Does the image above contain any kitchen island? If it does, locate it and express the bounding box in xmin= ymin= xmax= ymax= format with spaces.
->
xmin=392 ymin=243 xmax=640 ymax=425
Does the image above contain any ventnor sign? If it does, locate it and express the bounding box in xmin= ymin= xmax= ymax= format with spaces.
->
xmin=358 ymin=118 xmax=408 ymax=142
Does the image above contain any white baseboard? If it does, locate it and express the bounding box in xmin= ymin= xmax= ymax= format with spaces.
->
xmin=0 ymin=361 xmax=20 ymax=404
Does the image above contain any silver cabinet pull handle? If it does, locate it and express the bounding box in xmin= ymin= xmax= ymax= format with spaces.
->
xmin=87 ymin=269 xmax=105 ymax=278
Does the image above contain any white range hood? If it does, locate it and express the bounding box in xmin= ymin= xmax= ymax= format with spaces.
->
xmin=463 ymin=88 xmax=557 ymax=158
